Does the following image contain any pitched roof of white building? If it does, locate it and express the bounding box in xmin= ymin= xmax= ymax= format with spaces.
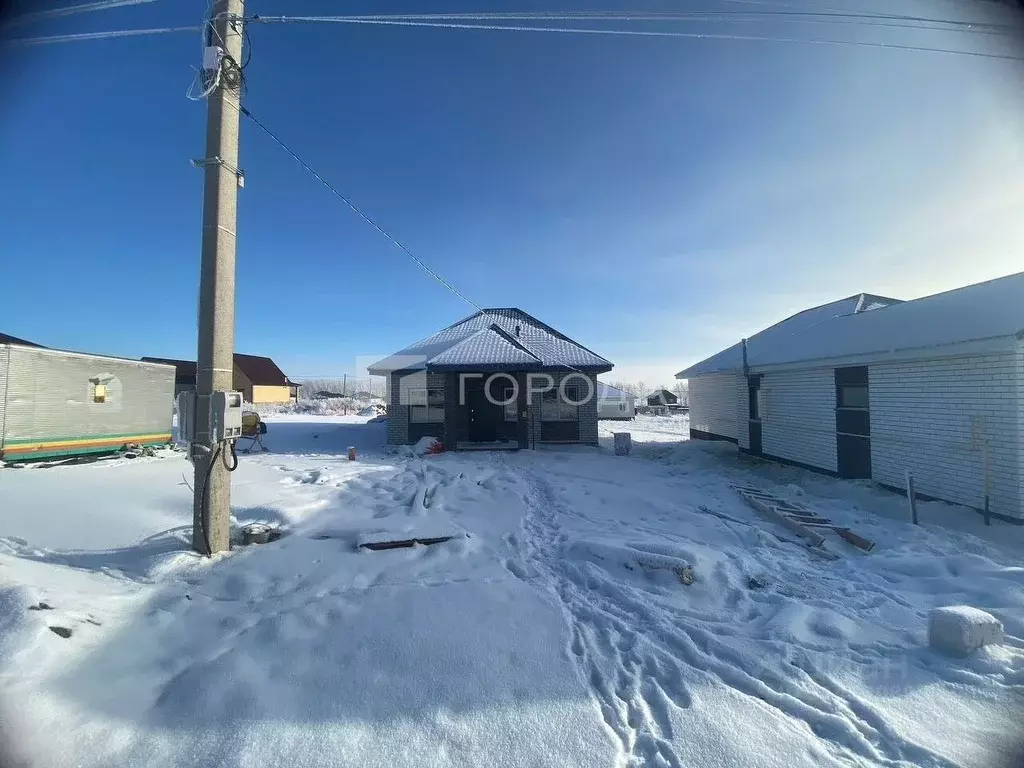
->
xmin=597 ymin=382 xmax=634 ymax=400
xmin=368 ymin=308 xmax=613 ymax=375
xmin=677 ymin=272 xmax=1024 ymax=377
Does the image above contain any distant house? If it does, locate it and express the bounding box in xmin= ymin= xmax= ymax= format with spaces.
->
xmin=142 ymin=353 xmax=299 ymax=404
xmin=647 ymin=389 xmax=678 ymax=407
xmin=677 ymin=272 xmax=1024 ymax=522
xmin=140 ymin=357 xmax=197 ymax=398
xmin=368 ymin=308 xmax=613 ymax=450
xmin=233 ymin=354 xmax=299 ymax=404
xmin=2 ymin=342 xmax=174 ymax=462
xmin=597 ymin=382 xmax=635 ymax=420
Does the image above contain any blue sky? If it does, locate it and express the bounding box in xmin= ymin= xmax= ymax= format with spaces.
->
xmin=2 ymin=0 xmax=1023 ymax=387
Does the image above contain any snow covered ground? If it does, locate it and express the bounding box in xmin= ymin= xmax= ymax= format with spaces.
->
xmin=1 ymin=414 xmax=1023 ymax=768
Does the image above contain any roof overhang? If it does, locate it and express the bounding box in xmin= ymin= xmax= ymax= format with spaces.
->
xmin=379 ymin=363 xmax=613 ymax=376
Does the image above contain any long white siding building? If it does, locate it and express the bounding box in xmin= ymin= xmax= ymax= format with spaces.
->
xmin=677 ymin=273 xmax=1024 ymax=522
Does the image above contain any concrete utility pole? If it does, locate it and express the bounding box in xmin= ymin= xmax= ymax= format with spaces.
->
xmin=193 ymin=0 xmax=245 ymax=554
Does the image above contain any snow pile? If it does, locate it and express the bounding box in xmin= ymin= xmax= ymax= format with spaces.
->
xmin=397 ymin=436 xmax=442 ymax=457
xmin=2 ymin=415 xmax=1024 ymax=768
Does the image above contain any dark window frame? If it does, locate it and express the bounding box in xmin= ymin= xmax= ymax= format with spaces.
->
xmin=541 ymin=385 xmax=580 ymax=422
xmin=747 ymin=374 xmax=762 ymax=421
xmin=837 ymin=384 xmax=869 ymax=409
xmin=503 ymin=386 xmax=518 ymax=423
xmin=409 ymin=387 xmax=445 ymax=423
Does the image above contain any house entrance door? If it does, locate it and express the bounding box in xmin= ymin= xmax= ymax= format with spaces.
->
xmin=466 ymin=384 xmax=501 ymax=443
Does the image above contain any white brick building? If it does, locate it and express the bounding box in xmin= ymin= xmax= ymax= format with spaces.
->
xmin=369 ymin=309 xmax=611 ymax=451
xmin=677 ymin=273 xmax=1024 ymax=522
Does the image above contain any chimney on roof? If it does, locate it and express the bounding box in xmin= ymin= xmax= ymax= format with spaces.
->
xmin=515 ymin=324 xmax=521 ymax=337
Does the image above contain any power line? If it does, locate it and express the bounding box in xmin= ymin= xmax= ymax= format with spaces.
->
xmin=248 ymin=16 xmax=1024 ymax=62
xmin=5 ymin=24 xmax=202 ymax=45
xmin=231 ymin=102 xmax=484 ymax=313
xmin=7 ymin=0 xmax=161 ymax=26
xmin=249 ymin=10 xmax=1017 ymax=34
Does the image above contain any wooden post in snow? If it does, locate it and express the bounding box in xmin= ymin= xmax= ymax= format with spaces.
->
xmin=906 ymin=470 xmax=918 ymax=526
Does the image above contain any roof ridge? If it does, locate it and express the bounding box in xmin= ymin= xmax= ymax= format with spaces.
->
xmin=486 ymin=323 xmax=543 ymax=360
xmin=499 ymin=308 xmax=612 ymax=366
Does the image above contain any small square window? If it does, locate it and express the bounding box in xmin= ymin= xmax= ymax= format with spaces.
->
xmin=838 ymin=385 xmax=868 ymax=409
xmin=93 ymin=384 xmax=107 ymax=404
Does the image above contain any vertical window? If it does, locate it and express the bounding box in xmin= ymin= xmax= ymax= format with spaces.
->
xmin=93 ymin=384 xmax=107 ymax=404
xmin=409 ymin=388 xmax=444 ymax=423
xmin=747 ymin=375 xmax=761 ymax=420
xmin=503 ymin=387 xmax=518 ymax=422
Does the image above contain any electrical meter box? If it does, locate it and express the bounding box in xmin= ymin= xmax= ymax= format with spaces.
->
xmin=177 ymin=391 xmax=197 ymax=444
xmin=176 ymin=390 xmax=243 ymax=443
xmin=212 ymin=391 xmax=244 ymax=441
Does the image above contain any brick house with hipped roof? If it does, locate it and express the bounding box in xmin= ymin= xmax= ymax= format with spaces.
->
xmin=141 ymin=353 xmax=299 ymax=404
xmin=368 ymin=308 xmax=613 ymax=450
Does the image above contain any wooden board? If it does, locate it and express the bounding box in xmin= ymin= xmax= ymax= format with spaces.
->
xmin=732 ymin=484 xmax=874 ymax=552
xmin=359 ymin=535 xmax=455 ymax=551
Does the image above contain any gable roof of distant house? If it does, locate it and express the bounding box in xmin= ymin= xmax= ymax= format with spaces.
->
xmin=233 ymin=353 xmax=293 ymax=386
xmin=142 ymin=354 xmax=295 ymax=386
xmin=648 ymin=388 xmax=676 ymax=398
xmin=677 ymin=272 xmax=1024 ymax=377
xmin=0 ymin=333 xmax=44 ymax=348
xmin=368 ymin=308 xmax=613 ymax=375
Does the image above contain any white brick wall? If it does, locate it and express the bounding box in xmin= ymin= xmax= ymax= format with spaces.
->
xmin=760 ymin=367 xmax=838 ymax=473
xmin=1019 ymin=345 xmax=1024 ymax=518
xmin=687 ymin=373 xmax=741 ymax=441
xmin=870 ymin=352 xmax=1022 ymax=519
xmin=688 ymin=348 xmax=1024 ymax=520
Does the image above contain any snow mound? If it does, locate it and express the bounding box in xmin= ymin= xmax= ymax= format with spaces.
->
xmin=929 ymin=605 xmax=1005 ymax=657
xmin=399 ymin=436 xmax=441 ymax=457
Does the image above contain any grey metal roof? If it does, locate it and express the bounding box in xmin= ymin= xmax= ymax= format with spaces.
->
xmin=597 ymin=382 xmax=634 ymax=400
xmin=368 ymin=308 xmax=613 ymax=374
xmin=678 ymin=273 xmax=1024 ymax=377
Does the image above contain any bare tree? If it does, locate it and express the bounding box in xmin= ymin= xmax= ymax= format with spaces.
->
xmin=672 ymin=380 xmax=689 ymax=406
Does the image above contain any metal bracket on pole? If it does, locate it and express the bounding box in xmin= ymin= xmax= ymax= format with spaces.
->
xmin=191 ymin=156 xmax=246 ymax=188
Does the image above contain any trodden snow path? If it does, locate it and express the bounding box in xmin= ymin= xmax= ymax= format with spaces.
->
xmin=505 ymin=463 xmax=688 ymax=768
xmin=2 ymin=414 xmax=1023 ymax=767
xmin=504 ymin=458 xmax=973 ymax=768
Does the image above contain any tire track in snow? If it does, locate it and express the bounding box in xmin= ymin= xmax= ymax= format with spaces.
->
xmin=505 ymin=465 xmax=962 ymax=768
